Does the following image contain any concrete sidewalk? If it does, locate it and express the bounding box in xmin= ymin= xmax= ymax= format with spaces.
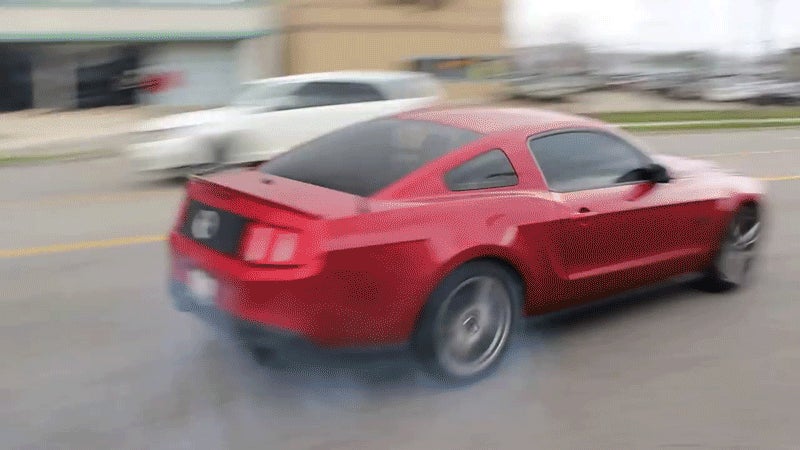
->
xmin=0 ymin=106 xmax=195 ymax=159
xmin=0 ymin=91 xmax=765 ymax=162
xmin=615 ymin=117 xmax=800 ymax=128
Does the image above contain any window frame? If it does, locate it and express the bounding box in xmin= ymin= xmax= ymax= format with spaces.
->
xmin=444 ymin=148 xmax=520 ymax=192
xmin=378 ymin=74 xmax=442 ymax=100
xmin=289 ymin=80 xmax=387 ymax=108
xmin=526 ymin=128 xmax=655 ymax=193
xmin=231 ymin=80 xmax=298 ymax=108
xmin=259 ymin=118 xmax=484 ymax=197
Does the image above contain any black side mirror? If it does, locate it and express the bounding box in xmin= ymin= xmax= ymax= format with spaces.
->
xmin=644 ymin=163 xmax=670 ymax=183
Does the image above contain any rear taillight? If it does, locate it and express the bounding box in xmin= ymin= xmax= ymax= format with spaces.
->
xmin=270 ymin=232 xmax=299 ymax=263
xmin=242 ymin=225 xmax=274 ymax=262
xmin=241 ymin=223 xmax=301 ymax=265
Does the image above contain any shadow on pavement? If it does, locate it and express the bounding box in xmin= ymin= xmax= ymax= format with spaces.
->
xmin=196 ymin=276 xmax=708 ymax=394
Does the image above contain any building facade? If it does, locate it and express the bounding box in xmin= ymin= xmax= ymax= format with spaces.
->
xmin=0 ymin=0 xmax=281 ymax=110
xmin=1 ymin=0 xmax=508 ymax=111
xmin=281 ymin=0 xmax=507 ymax=99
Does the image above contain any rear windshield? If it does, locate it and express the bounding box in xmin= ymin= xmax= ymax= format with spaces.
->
xmin=260 ymin=118 xmax=483 ymax=196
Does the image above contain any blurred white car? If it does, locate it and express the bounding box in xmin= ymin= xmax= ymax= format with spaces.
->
xmin=701 ymin=76 xmax=766 ymax=102
xmin=126 ymin=71 xmax=444 ymax=174
xmin=509 ymin=74 xmax=591 ymax=101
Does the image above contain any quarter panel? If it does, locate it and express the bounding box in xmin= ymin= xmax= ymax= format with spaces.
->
xmin=374 ymin=131 xmax=548 ymax=200
xmin=331 ymin=193 xmax=569 ymax=321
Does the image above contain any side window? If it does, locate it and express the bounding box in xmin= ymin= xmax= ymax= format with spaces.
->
xmin=528 ymin=131 xmax=650 ymax=192
xmin=382 ymin=76 xmax=442 ymax=99
xmin=445 ymin=149 xmax=519 ymax=191
xmin=233 ymin=82 xmax=296 ymax=109
xmin=292 ymin=81 xmax=386 ymax=108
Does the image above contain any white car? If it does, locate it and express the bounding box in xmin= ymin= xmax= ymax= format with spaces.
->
xmin=126 ymin=71 xmax=444 ymax=175
xmin=701 ymin=76 xmax=766 ymax=103
xmin=509 ymin=75 xmax=591 ymax=101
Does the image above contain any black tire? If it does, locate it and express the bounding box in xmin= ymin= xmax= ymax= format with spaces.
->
xmin=412 ymin=260 xmax=523 ymax=385
xmin=695 ymin=203 xmax=761 ymax=293
xmin=211 ymin=137 xmax=230 ymax=165
xmin=185 ymin=138 xmax=229 ymax=178
xmin=247 ymin=345 xmax=292 ymax=370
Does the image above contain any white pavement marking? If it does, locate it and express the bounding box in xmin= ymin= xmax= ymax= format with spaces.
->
xmin=697 ymin=148 xmax=800 ymax=158
xmin=617 ymin=118 xmax=800 ymax=127
xmin=0 ymin=188 xmax=181 ymax=208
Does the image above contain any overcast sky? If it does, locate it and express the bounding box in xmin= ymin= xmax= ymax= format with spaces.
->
xmin=507 ymin=0 xmax=800 ymax=54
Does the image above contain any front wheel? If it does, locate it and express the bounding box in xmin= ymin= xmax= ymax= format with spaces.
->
xmin=413 ymin=261 xmax=521 ymax=384
xmin=695 ymin=203 xmax=761 ymax=292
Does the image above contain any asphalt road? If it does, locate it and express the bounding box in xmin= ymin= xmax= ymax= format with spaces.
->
xmin=2 ymin=128 xmax=800 ymax=449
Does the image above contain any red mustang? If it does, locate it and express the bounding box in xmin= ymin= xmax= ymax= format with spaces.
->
xmin=168 ymin=107 xmax=765 ymax=383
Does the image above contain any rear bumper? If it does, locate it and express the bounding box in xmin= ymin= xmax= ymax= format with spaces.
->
xmin=170 ymin=241 xmax=420 ymax=352
xmin=168 ymin=231 xmax=437 ymax=350
xmin=169 ymin=279 xmax=410 ymax=357
xmin=170 ymin=280 xmax=312 ymax=352
xmin=126 ymin=136 xmax=213 ymax=172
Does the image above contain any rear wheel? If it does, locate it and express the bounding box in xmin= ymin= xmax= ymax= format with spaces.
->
xmin=413 ymin=261 xmax=521 ymax=384
xmin=246 ymin=345 xmax=292 ymax=370
xmin=212 ymin=136 xmax=232 ymax=166
xmin=696 ymin=203 xmax=761 ymax=292
xmin=183 ymin=138 xmax=231 ymax=177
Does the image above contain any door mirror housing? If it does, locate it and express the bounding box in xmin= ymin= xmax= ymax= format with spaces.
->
xmin=643 ymin=163 xmax=670 ymax=183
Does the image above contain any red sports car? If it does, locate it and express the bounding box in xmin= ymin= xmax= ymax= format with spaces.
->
xmin=168 ymin=107 xmax=765 ymax=383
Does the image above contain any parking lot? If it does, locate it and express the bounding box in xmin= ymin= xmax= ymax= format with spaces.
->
xmin=2 ymin=128 xmax=800 ymax=449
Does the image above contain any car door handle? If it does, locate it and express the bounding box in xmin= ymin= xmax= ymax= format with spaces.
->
xmin=574 ymin=207 xmax=597 ymax=227
xmin=575 ymin=207 xmax=598 ymax=217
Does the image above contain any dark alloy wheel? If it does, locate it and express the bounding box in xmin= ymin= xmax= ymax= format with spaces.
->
xmin=413 ymin=261 xmax=522 ymax=384
xmin=696 ymin=203 xmax=761 ymax=292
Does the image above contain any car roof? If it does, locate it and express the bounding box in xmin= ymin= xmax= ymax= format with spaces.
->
xmin=394 ymin=106 xmax=604 ymax=135
xmin=246 ymin=71 xmax=428 ymax=86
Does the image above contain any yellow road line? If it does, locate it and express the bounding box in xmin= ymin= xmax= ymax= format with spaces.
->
xmin=2 ymin=174 xmax=799 ymax=259
xmin=697 ymin=149 xmax=800 ymax=158
xmin=758 ymin=175 xmax=800 ymax=182
xmin=0 ymin=189 xmax=181 ymax=208
xmin=0 ymin=234 xmax=166 ymax=258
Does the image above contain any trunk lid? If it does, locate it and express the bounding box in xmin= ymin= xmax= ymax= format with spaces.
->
xmin=190 ymin=169 xmax=366 ymax=220
xmin=177 ymin=169 xmax=367 ymax=264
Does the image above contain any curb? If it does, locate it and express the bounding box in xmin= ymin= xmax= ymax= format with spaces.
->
xmin=614 ymin=118 xmax=800 ymax=128
xmin=0 ymin=133 xmax=129 ymax=165
xmin=3 ymin=111 xmax=800 ymax=167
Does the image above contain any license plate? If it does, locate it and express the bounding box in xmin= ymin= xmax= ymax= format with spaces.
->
xmin=187 ymin=270 xmax=218 ymax=306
